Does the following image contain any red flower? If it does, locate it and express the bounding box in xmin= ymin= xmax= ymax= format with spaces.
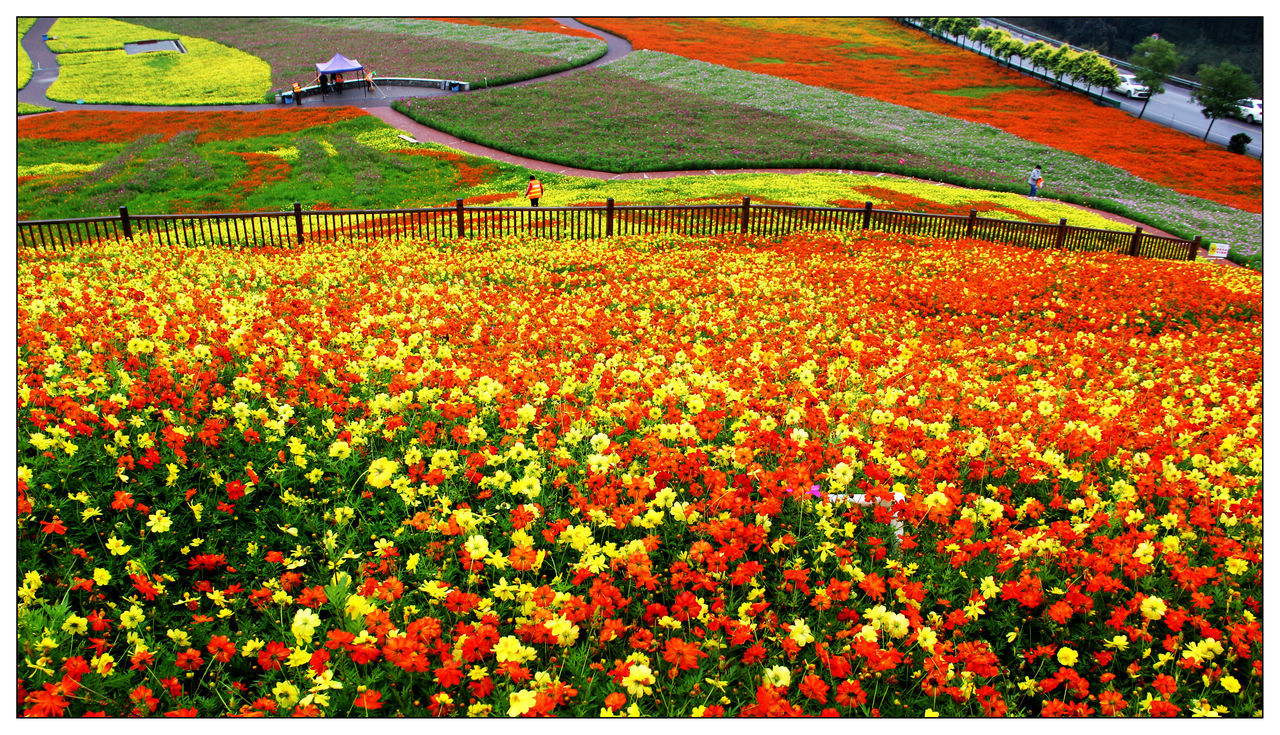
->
xmin=207 ymin=635 xmax=236 ymax=663
xmin=175 ymin=648 xmax=204 ymax=671
xmin=164 ymin=707 xmax=200 ymax=717
xmin=24 ymin=683 xmax=69 ymax=717
xmin=40 ymin=517 xmax=67 ymax=535
xmin=798 ymin=673 xmax=830 ymax=703
xmin=257 ymin=641 xmax=290 ymax=671
xmin=352 ymin=689 xmax=383 ymax=710
xmin=662 ymin=637 xmax=707 ymax=671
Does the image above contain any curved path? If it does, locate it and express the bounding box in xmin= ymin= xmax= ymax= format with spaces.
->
xmin=20 ymin=16 xmax=1215 ymax=249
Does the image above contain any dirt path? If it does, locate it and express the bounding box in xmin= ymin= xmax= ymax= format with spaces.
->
xmin=20 ymin=17 xmax=1232 ymax=260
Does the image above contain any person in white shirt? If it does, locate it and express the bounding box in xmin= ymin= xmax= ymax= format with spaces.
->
xmin=1028 ymin=165 xmax=1042 ymax=197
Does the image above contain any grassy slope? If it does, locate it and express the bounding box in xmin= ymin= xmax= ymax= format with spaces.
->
xmin=19 ymin=109 xmax=1147 ymax=236
xmin=394 ymin=50 xmax=1259 ymax=269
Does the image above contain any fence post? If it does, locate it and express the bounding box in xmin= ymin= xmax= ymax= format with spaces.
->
xmin=741 ymin=197 xmax=750 ymax=234
xmin=606 ymin=197 xmax=614 ymax=238
xmin=119 ymin=206 xmax=132 ymax=240
xmin=1128 ymin=226 xmax=1143 ymax=257
xmin=1189 ymin=235 xmax=1202 ymax=261
xmin=862 ymin=201 xmax=873 ymax=230
xmin=456 ymin=198 xmax=465 ymax=238
xmin=293 ymin=202 xmax=304 ymax=245
xmin=1055 ymin=218 xmax=1068 ymax=249
xmin=966 ymin=208 xmax=977 ymax=238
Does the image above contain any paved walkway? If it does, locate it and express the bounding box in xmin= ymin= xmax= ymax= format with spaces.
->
xmin=21 ymin=16 xmax=1232 ymax=256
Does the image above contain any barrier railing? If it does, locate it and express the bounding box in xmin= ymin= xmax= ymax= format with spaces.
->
xmin=17 ymin=198 xmax=1201 ymax=261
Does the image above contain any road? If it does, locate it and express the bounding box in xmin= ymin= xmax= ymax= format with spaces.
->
xmin=972 ymin=18 xmax=1263 ymax=157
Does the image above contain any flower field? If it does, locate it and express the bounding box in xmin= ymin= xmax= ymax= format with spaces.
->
xmin=397 ymin=51 xmax=1260 ymax=262
xmin=426 ymin=17 xmax=605 ymax=40
xmin=43 ymin=18 xmax=272 ymax=105
xmin=18 ymin=108 xmax=1139 ymax=235
xmin=129 ymin=17 xmax=604 ymax=91
xmin=17 ymin=229 xmax=1262 ymax=717
xmin=15 ymin=109 xmax=532 ymax=218
xmin=579 ymin=18 xmax=1262 ymax=214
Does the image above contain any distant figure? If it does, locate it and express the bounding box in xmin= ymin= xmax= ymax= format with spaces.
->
xmin=334 ymin=72 xmax=344 ymax=95
xmin=319 ymin=73 xmax=330 ymax=95
xmin=365 ymin=71 xmax=373 ymax=92
xmin=292 ymin=82 xmax=302 ymax=106
xmin=1028 ymin=164 xmax=1043 ymax=198
xmin=526 ymin=175 xmax=544 ymax=207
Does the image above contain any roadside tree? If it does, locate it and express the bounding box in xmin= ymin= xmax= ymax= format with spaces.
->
xmin=1128 ymin=35 xmax=1185 ymax=119
xmin=1192 ymin=61 xmax=1259 ymax=141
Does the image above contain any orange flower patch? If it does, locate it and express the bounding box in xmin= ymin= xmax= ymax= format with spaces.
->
xmin=392 ymin=147 xmax=499 ymax=188
xmin=17 ymin=108 xmax=370 ymax=144
xmin=582 ymin=17 xmax=1261 ymax=212
xmin=833 ymin=186 xmax=1050 ymax=222
xmin=227 ymin=152 xmax=293 ymax=199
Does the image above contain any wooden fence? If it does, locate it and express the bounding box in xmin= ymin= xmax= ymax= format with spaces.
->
xmin=17 ymin=198 xmax=1201 ymax=261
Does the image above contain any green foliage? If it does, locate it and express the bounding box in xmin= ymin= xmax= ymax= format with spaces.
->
xmin=1192 ymin=61 xmax=1259 ymax=140
xmin=1227 ymin=132 xmax=1252 ymax=155
xmin=1129 ymin=35 xmax=1184 ymax=97
xmin=18 ymin=102 xmax=54 ymax=116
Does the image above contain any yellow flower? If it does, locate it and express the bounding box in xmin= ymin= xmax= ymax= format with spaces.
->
xmin=1225 ymin=558 xmax=1249 ymax=575
xmin=92 ymin=568 xmax=111 ymax=586
xmin=273 ymin=681 xmax=300 ymax=708
xmin=762 ymin=665 xmax=791 ymax=688
xmin=61 ymin=614 xmax=88 ymax=635
xmin=146 ymin=509 xmax=173 ymax=533
xmin=366 ymin=457 xmax=398 ymax=488
xmin=924 ymin=709 xmax=940 ymax=717
xmin=328 ymin=440 xmax=351 ymax=460
xmin=292 ymin=607 xmax=322 ymax=645
xmin=788 ymin=619 xmax=814 ymax=647
xmin=622 ymin=663 xmax=656 ymax=697
xmin=508 ymin=688 xmax=538 ymax=717
xmin=106 ymin=536 xmax=132 ymax=556
xmin=1140 ymin=596 xmax=1168 ymax=621
xmin=1104 ymin=635 xmax=1129 ymax=651
xmin=1221 ymin=675 xmax=1241 ymax=694
xmin=1057 ymin=646 xmax=1079 ymax=667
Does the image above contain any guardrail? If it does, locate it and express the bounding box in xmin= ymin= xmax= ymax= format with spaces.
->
xmin=277 ymin=77 xmax=469 ymax=103
xmin=16 ymin=198 xmax=1201 ymax=262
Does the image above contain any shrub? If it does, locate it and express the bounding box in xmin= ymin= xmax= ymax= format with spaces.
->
xmin=1227 ymin=132 xmax=1253 ymax=154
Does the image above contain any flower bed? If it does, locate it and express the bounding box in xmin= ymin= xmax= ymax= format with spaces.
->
xmin=17 ymin=231 xmax=1261 ymax=717
xmin=394 ymin=52 xmax=1260 ymax=259
xmin=44 ymin=18 xmax=271 ymax=105
xmin=20 ymin=109 xmax=1136 ymax=234
xmin=128 ymin=17 xmax=604 ymax=91
xmin=464 ymin=172 xmax=1138 ymax=233
xmin=579 ymin=18 xmax=1261 ymax=214
xmin=19 ymin=17 xmax=37 ymax=89
xmin=16 ymin=110 xmax=536 ymax=219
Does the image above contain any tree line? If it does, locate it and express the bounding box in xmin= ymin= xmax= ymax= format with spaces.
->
xmin=915 ymin=18 xmax=1260 ymax=144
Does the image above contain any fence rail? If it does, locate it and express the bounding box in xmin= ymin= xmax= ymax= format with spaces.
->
xmin=17 ymin=198 xmax=1201 ymax=261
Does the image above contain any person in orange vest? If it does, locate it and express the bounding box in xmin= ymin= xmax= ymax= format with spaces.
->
xmin=334 ymin=72 xmax=344 ymax=95
xmin=291 ymin=82 xmax=302 ymax=106
xmin=525 ymin=175 xmax=543 ymax=207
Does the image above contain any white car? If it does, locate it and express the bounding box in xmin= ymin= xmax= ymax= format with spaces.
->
xmin=1233 ymin=98 xmax=1262 ymax=124
xmin=1114 ymin=72 xmax=1150 ymax=99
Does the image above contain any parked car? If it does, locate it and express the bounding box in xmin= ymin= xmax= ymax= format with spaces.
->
xmin=1114 ymin=72 xmax=1151 ymax=99
xmin=1231 ymin=98 xmax=1262 ymax=124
